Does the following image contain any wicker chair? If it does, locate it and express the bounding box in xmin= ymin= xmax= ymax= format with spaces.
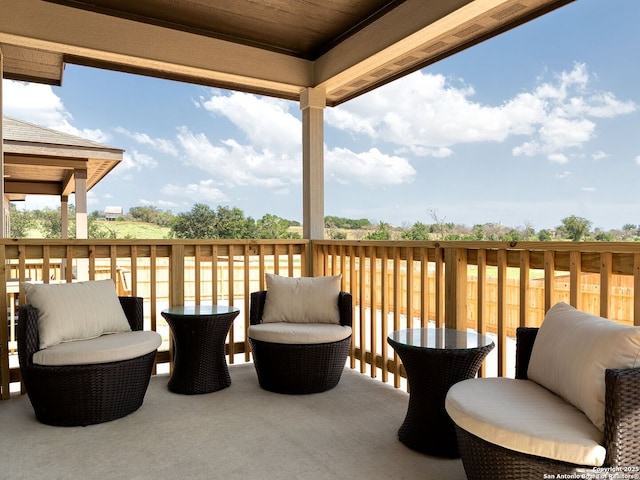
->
xmin=248 ymin=290 xmax=352 ymax=394
xmin=17 ymin=296 xmax=158 ymax=426
xmin=451 ymin=327 xmax=640 ymax=479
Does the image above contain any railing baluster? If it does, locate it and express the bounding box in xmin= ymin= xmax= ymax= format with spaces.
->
xmin=243 ymin=244 xmax=251 ymax=362
xmin=358 ymin=245 xmax=366 ymax=373
xmin=600 ymin=252 xmax=612 ymax=318
xmin=544 ymin=250 xmax=555 ymax=312
xmin=0 ymin=243 xmax=9 ymax=399
xmin=194 ymin=245 xmax=201 ymax=305
xmin=634 ymin=252 xmax=640 ymax=326
xmin=570 ymin=250 xmax=581 ymax=309
xmin=406 ymin=246 xmax=414 ymax=330
xmin=477 ymin=248 xmax=487 ymax=377
xmin=381 ymin=247 xmax=389 ymax=383
xmin=228 ymin=244 xmax=235 ymax=364
xmin=420 ymin=247 xmax=429 ymax=329
xmin=393 ymin=246 xmax=401 ymax=388
xmin=435 ymin=247 xmax=444 ymax=328
xmin=497 ymin=249 xmax=507 ymax=377
xmin=369 ymin=245 xmax=378 ymax=379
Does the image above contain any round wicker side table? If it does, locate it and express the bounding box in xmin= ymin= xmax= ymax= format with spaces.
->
xmin=162 ymin=305 xmax=239 ymax=395
xmin=387 ymin=327 xmax=494 ymax=457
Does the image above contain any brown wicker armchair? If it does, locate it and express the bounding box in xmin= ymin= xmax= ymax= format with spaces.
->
xmin=248 ymin=290 xmax=352 ymax=394
xmin=17 ymin=296 xmax=159 ymax=426
xmin=450 ymin=327 xmax=640 ymax=479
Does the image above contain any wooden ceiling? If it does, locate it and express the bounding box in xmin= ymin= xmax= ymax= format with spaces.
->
xmin=0 ymin=0 xmax=574 ymax=106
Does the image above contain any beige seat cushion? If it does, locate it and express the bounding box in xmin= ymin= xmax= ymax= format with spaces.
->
xmin=22 ymin=280 xmax=132 ymax=349
xmin=527 ymin=302 xmax=640 ymax=432
xmin=445 ymin=377 xmax=606 ymax=467
xmin=248 ymin=322 xmax=352 ymax=345
xmin=261 ymin=274 xmax=341 ymax=324
xmin=33 ymin=331 xmax=162 ymax=366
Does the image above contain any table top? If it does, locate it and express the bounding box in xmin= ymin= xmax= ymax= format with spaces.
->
xmin=162 ymin=305 xmax=240 ymax=317
xmin=388 ymin=327 xmax=493 ymax=351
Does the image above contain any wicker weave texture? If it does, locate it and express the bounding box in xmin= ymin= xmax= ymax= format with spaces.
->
xmin=162 ymin=309 xmax=239 ymax=394
xmin=17 ymin=297 xmax=156 ymax=426
xmin=388 ymin=337 xmax=494 ymax=457
xmin=603 ymin=367 xmax=640 ymax=467
xmin=455 ymin=425 xmax=594 ymax=479
xmin=248 ymin=290 xmax=352 ymax=394
xmin=248 ymin=336 xmax=351 ymax=394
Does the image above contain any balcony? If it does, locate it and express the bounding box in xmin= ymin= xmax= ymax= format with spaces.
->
xmin=1 ymin=238 xmax=638 ymax=478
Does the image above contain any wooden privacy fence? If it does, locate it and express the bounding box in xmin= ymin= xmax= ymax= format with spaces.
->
xmin=3 ymin=239 xmax=640 ymax=399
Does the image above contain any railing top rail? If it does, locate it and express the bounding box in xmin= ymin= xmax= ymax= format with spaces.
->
xmin=312 ymin=239 xmax=640 ymax=253
xmin=0 ymin=239 xmax=309 ymax=246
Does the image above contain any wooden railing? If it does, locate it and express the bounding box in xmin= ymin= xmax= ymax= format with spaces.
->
xmin=311 ymin=240 xmax=640 ymax=384
xmin=0 ymin=239 xmax=308 ymax=398
xmin=3 ymin=239 xmax=640 ymax=399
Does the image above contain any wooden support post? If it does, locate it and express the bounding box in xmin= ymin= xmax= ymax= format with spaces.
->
xmin=300 ymin=88 xmax=326 ymax=255
xmin=74 ymin=169 xmax=88 ymax=239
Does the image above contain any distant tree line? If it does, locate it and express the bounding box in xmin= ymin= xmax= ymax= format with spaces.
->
xmin=168 ymin=204 xmax=301 ymax=239
xmin=8 ymin=203 xmax=640 ymax=242
xmin=8 ymin=203 xmax=302 ymax=240
xmin=329 ymin=214 xmax=640 ymax=242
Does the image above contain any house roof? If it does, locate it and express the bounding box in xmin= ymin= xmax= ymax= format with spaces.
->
xmin=0 ymin=0 xmax=574 ymax=106
xmin=2 ymin=116 xmax=124 ymax=200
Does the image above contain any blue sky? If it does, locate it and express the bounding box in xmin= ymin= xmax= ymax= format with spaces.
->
xmin=3 ymin=0 xmax=640 ymax=231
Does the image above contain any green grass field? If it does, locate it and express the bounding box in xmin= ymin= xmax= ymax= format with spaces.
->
xmin=94 ymin=221 xmax=170 ymax=239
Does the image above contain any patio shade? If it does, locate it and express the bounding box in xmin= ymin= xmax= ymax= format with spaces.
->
xmin=0 ymin=0 xmax=574 ymax=106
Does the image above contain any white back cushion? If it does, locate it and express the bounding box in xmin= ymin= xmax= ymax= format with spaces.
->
xmin=261 ymin=274 xmax=341 ymax=324
xmin=527 ymin=302 xmax=640 ymax=431
xmin=22 ymin=280 xmax=132 ymax=349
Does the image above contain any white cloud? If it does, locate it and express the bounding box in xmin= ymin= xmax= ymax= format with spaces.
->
xmin=179 ymin=90 xmax=417 ymax=188
xmin=326 ymin=73 xmax=514 ymax=152
xmin=555 ymin=171 xmax=571 ymax=179
xmin=176 ymin=127 xmax=297 ymax=188
xmin=592 ymin=151 xmax=608 ymax=161
xmin=635 ymin=156 xmax=640 ymax=166
xmin=115 ymin=127 xmax=179 ymax=156
xmin=201 ymin=92 xmax=301 ymax=154
xmin=326 ymin=63 xmax=637 ymax=163
xmin=326 ymin=148 xmax=415 ymax=185
xmin=114 ymin=150 xmax=158 ymax=174
xmin=162 ymin=179 xmax=229 ymax=204
xmin=548 ymin=153 xmax=569 ymax=164
xmin=2 ymin=80 xmax=110 ymax=143
xmin=581 ymin=186 xmax=596 ymax=192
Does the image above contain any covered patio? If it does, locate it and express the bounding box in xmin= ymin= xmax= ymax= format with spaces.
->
xmin=5 ymin=2 xmax=636 ymax=479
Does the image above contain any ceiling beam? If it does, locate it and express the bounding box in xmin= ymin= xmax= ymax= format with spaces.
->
xmin=61 ymin=170 xmax=75 ymax=196
xmin=5 ymin=180 xmax=61 ymax=195
xmin=0 ymin=0 xmax=311 ymax=100
xmin=4 ymin=154 xmax=89 ymax=169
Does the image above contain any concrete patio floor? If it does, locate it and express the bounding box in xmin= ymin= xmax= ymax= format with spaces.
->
xmin=0 ymin=362 xmax=467 ymax=480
